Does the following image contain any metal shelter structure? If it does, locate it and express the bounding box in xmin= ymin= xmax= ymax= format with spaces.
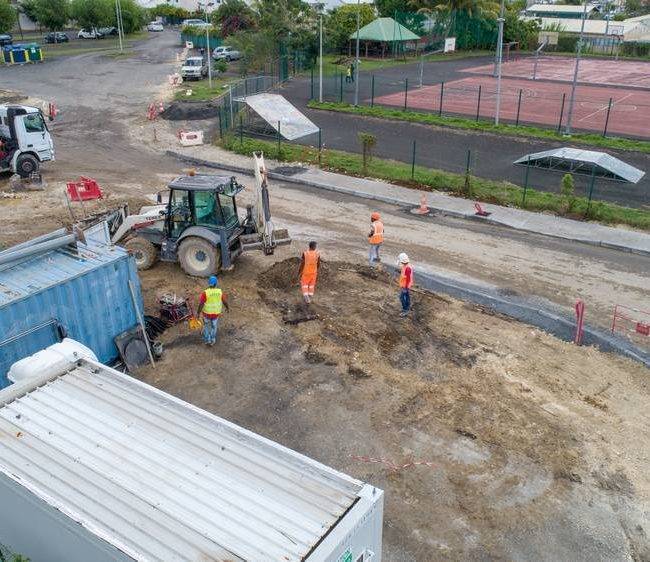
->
xmin=514 ymin=147 xmax=646 ymax=183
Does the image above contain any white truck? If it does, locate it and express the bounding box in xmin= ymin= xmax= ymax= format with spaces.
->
xmin=0 ymin=104 xmax=55 ymax=177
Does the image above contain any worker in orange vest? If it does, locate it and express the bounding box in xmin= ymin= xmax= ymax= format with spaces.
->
xmin=298 ymin=241 xmax=321 ymax=304
xmin=368 ymin=212 xmax=384 ymax=266
xmin=398 ymin=252 xmax=413 ymax=317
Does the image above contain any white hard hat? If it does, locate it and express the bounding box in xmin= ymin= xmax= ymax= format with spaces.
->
xmin=398 ymin=252 xmax=409 ymax=264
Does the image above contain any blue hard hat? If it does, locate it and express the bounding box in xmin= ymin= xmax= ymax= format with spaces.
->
xmin=208 ymin=275 xmax=218 ymax=286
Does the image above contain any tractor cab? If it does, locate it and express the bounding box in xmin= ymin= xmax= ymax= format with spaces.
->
xmin=164 ymin=174 xmax=244 ymax=239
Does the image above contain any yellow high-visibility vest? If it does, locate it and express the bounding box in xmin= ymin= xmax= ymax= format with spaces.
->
xmin=203 ymin=288 xmax=223 ymax=315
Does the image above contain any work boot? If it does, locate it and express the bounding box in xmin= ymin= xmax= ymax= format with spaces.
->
xmin=400 ymin=310 xmax=409 ymax=317
xmin=304 ymin=295 xmax=311 ymax=304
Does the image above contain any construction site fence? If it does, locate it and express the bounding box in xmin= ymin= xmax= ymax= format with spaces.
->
xmin=222 ymin=116 xmax=631 ymax=211
xmin=309 ymin=71 xmax=650 ymax=140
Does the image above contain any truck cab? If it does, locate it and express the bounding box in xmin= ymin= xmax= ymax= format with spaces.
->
xmin=0 ymin=105 xmax=55 ymax=177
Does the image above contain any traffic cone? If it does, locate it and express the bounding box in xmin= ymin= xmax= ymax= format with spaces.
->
xmin=413 ymin=194 xmax=429 ymax=215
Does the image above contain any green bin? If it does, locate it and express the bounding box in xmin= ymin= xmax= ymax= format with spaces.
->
xmin=26 ymin=43 xmax=43 ymax=62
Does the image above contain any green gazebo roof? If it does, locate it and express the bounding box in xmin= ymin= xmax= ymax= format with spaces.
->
xmin=349 ymin=17 xmax=421 ymax=42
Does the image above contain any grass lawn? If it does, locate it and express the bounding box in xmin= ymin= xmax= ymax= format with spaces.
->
xmin=219 ymin=134 xmax=650 ymax=231
xmin=316 ymin=51 xmax=491 ymax=77
xmin=173 ymin=76 xmax=239 ymax=101
xmin=23 ymin=31 xmax=150 ymax=59
xmin=308 ymin=101 xmax=650 ymax=155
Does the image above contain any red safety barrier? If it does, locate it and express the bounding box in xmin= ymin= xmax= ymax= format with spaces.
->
xmin=574 ymin=299 xmax=585 ymax=345
xmin=66 ymin=176 xmax=103 ymax=201
xmin=611 ymin=304 xmax=650 ymax=342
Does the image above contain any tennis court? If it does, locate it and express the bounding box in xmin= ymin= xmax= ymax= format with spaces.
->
xmin=372 ymin=61 xmax=650 ymax=138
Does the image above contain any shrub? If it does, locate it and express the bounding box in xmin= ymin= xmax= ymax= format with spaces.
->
xmin=560 ymin=173 xmax=576 ymax=214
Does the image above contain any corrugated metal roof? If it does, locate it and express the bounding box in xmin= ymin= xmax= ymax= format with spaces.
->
xmin=0 ymin=361 xmax=363 ymax=561
xmin=513 ymin=147 xmax=646 ymax=183
xmin=0 ymin=242 xmax=129 ymax=307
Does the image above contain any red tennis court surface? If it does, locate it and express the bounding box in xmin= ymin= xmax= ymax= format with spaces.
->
xmin=373 ymin=76 xmax=650 ymax=138
xmin=462 ymin=57 xmax=650 ymax=89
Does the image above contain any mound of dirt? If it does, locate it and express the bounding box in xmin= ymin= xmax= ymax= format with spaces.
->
xmin=258 ymin=257 xmax=338 ymax=291
xmin=160 ymin=100 xmax=221 ymax=121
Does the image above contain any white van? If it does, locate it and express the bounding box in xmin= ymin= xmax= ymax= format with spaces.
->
xmin=0 ymin=105 xmax=55 ymax=177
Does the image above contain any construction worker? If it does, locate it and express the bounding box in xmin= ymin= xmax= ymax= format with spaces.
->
xmin=196 ymin=275 xmax=229 ymax=345
xmin=397 ymin=253 xmax=413 ymax=317
xmin=298 ymin=241 xmax=320 ymax=304
xmin=368 ymin=212 xmax=384 ymax=266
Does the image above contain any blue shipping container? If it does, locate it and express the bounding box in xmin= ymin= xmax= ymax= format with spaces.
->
xmin=0 ymin=242 xmax=143 ymax=387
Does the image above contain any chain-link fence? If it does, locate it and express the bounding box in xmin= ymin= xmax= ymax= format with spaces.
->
xmin=310 ymin=68 xmax=650 ymax=139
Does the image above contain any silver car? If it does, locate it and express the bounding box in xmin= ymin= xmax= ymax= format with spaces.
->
xmin=181 ymin=57 xmax=208 ymax=80
xmin=212 ymin=46 xmax=241 ymax=62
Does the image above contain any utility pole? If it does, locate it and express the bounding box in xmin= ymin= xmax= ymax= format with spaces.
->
xmin=319 ymin=12 xmax=323 ymax=103
xmin=494 ymin=0 xmax=505 ymax=125
xmin=564 ymin=1 xmax=588 ymax=135
xmin=202 ymin=2 xmax=212 ymax=89
xmin=115 ymin=0 xmax=124 ymax=53
xmin=354 ymin=0 xmax=361 ymax=106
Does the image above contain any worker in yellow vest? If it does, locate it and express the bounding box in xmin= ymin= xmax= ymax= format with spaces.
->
xmin=196 ymin=275 xmax=229 ymax=345
xmin=398 ymin=253 xmax=413 ymax=317
xmin=368 ymin=212 xmax=384 ymax=266
xmin=298 ymin=241 xmax=321 ymax=304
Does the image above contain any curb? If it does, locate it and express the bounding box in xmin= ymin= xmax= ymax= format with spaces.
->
xmin=166 ymin=151 xmax=650 ymax=257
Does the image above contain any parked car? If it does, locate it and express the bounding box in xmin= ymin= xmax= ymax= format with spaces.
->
xmin=78 ymin=28 xmax=104 ymax=39
xmin=147 ymin=21 xmax=164 ymax=32
xmin=0 ymin=33 xmax=12 ymax=47
xmin=98 ymin=27 xmax=118 ymax=36
xmin=181 ymin=56 xmax=208 ymax=80
xmin=212 ymin=45 xmax=241 ymax=62
xmin=44 ymin=32 xmax=69 ymax=44
xmin=181 ymin=18 xmax=211 ymax=29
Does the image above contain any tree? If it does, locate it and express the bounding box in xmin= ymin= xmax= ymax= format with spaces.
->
xmin=624 ymin=0 xmax=650 ymax=17
xmin=375 ymin=0 xmax=406 ymax=16
xmin=112 ymin=0 xmax=144 ymax=34
xmin=358 ymin=132 xmax=377 ymax=174
xmin=326 ymin=3 xmax=376 ymax=51
xmin=70 ymin=0 xmax=112 ymax=29
xmin=35 ymin=0 xmax=70 ymax=31
xmin=0 ymin=0 xmax=16 ymax=33
xmin=560 ymin=173 xmax=576 ymax=214
xmin=150 ymin=3 xmax=189 ymax=23
xmin=19 ymin=0 xmax=39 ymax=25
xmin=504 ymin=9 xmax=539 ymax=48
xmin=211 ymin=0 xmax=256 ymax=37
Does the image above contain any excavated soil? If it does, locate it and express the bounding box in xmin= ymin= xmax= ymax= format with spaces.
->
xmin=134 ymin=255 xmax=650 ymax=561
xmin=160 ymin=100 xmax=221 ymax=121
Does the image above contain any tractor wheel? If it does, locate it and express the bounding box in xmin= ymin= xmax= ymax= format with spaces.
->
xmin=16 ymin=154 xmax=39 ymax=178
xmin=125 ymin=237 xmax=158 ymax=270
xmin=178 ymin=237 xmax=221 ymax=277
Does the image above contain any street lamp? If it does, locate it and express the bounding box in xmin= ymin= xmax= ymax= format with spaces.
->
xmin=494 ymin=0 xmax=505 ymax=125
xmin=354 ymin=0 xmax=360 ymax=106
xmin=319 ymin=10 xmax=323 ymax=103
xmin=199 ymin=1 xmax=213 ymax=89
xmin=564 ymin=1 xmax=588 ymax=135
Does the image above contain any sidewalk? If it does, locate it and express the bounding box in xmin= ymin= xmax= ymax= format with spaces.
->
xmin=167 ymin=146 xmax=650 ymax=257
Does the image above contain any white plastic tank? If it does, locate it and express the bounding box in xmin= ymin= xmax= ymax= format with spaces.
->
xmin=7 ymin=339 xmax=98 ymax=384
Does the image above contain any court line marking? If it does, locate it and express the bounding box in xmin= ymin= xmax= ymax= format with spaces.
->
xmin=578 ymin=92 xmax=633 ymax=122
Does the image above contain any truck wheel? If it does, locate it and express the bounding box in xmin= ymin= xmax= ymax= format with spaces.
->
xmin=16 ymin=154 xmax=39 ymax=178
xmin=125 ymin=237 xmax=158 ymax=270
xmin=179 ymin=237 xmax=221 ymax=277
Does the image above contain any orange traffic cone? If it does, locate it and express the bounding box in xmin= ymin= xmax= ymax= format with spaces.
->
xmin=413 ymin=194 xmax=429 ymax=215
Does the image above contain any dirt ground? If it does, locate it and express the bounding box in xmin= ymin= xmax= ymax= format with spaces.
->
xmin=134 ymin=254 xmax=650 ymax=561
xmin=2 ymin=34 xmax=649 ymax=560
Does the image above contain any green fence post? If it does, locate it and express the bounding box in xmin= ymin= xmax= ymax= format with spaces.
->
xmin=411 ymin=139 xmax=416 ymax=179
xmin=587 ymin=164 xmax=597 ymax=216
xmin=277 ymin=121 xmax=281 ymax=157
xmin=310 ymin=66 xmax=314 ymax=100
xmin=522 ymin=155 xmax=530 ymax=207
xmin=464 ymin=148 xmax=472 ymax=196
xmin=515 ymin=89 xmax=522 ymax=126
xmin=439 ymin=81 xmax=444 ymax=117
xmin=244 ymin=78 xmax=248 ymax=97
xmin=218 ymin=107 xmax=223 ymax=139
xmin=603 ymin=97 xmax=613 ymax=137
xmin=475 ymin=85 xmax=482 ymax=121
xmin=557 ymin=93 xmax=566 ymax=133
xmin=371 ymin=75 xmax=375 ymax=107
xmin=239 ymin=114 xmax=243 ymax=146
xmin=318 ymin=128 xmax=322 ymax=167
xmin=339 ymin=73 xmax=343 ymax=103
xmin=404 ymin=78 xmax=408 ymax=111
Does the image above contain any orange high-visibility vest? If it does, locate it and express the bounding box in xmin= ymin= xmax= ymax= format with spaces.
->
xmin=369 ymin=220 xmax=384 ymax=244
xmin=302 ymin=250 xmax=320 ymax=276
xmin=399 ymin=264 xmax=413 ymax=289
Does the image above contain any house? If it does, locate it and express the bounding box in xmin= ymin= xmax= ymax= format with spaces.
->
xmin=524 ymin=3 xmax=600 ymax=18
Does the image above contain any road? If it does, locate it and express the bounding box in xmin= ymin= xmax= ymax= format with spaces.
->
xmin=1 ymin=34 xmax=649 ymax=561
xmin=280 ymin=59 xmax=650 ymax=209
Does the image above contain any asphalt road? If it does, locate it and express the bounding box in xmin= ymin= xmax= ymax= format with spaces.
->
xmin=281 ymin=58 xmax=650 ymax=209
